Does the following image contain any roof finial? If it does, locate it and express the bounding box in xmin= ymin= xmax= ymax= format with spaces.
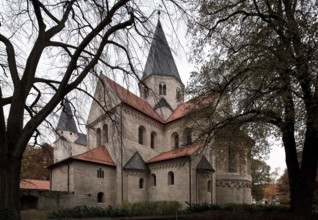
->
xmin=156 ymin=4 xmax=162 ymax=22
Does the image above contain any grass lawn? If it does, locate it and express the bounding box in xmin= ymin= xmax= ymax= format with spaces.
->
xmin=21 ymin=210 xmax=50 ymax=220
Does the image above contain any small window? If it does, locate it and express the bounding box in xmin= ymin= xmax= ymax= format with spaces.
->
xmin=96 ymin=128 xmax=101 ymax=146
xmin=163 ymin=84 xmax=166 ymax=95
xmin=228 ymin=146 xmax=237 ymax=173
xmin=97 ymin=168 xmax=104 ymax=178
xmin=168 ymin=171 xmax=174 ymax=185
xmin=151 ymin=132 xmax=156 ymax=149
xmin=139 ymin=178 xmax=144 ymax=189
xmin=176 ymin=88 xmax=181 ymax=102
xmin=97 ymin=192 xmax=104 ymax=203
xmin=144 ymin=87 xmax=149 ymax=99
xmin=103 ymin=124 xmax=108 ymax=143
xmin=208 ymin=180 xmax=211 ymax=192
xmin=175 ymin=134 xmax=179 ymax=149
xmin=138 ymin=126 xmax=145 ymax=145
xmin=185 ymin=128 xmax=192 ymax=146
xmin=151 ymin=174 xmax=156 ymax=186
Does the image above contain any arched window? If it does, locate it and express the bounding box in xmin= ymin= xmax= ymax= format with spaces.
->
xmin=139 ymin=178 xmax=144 ymax=189
xmin=176 ymin=88 xmax=181 ymax=102
xmin=151 ymin=174 xmax=156 ymax=186
xmin=150 ymin=132 xmax=156 ymax=149
xmin=228 ymin=146 xmax=237 ymax=172
xmin=168 ymin=171 xmax=174 ymax=185
xmin=184 ymin=128 xmax=192 ymax=146
xmin=175 ymin=134 xmax=179 ymax=148
xmin=163 ymin=84 xmax=166 ymax=95
xmin=97 ymin=192 xmax=104 ymax=203
xmin=103 ymin=124 xmax=108 ymax=143
xmin=138 ymin=126 xmax=145 ymax=145
xmin=159 ymin=83 xmax=166 ymax=95
xmin=208 ymin=180 xmax=211 ymax=192
xmin=96 ymin=128 xmax=101 ymax=146
xmin=171 ymin=132 xmax=179 ymax=149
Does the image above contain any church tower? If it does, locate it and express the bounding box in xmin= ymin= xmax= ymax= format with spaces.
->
xmin=139 ymin=20 xmax=184 ymax=120
xmin=54 ymin=99 xmax=87 ymax=162
xmin=56 ymin=99 xmax=79 ymax=143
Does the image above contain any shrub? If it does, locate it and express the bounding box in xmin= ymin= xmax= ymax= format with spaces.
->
xmin=47 ymin=201 xmax=181 ymax=219
xmin=0 ymin=208 xmax=16 ymax=220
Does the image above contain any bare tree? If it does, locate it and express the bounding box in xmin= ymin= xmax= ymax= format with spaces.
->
xmin=0 ymin=0 xmax=186 ymax=219
xmin=188 ymin=0 xmax=318 ymax=217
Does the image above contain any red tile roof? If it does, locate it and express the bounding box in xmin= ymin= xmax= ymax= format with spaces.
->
xmin=167 ymin=94 xmax=213 ymax=122
xmin=105 ymin=76 xmax=163 ymax=122
xmin=73 ymin=146 xmax=116 ymax=166
xmin=20 ymin=179 xmax=50 ymax=190
xmin=147 ymin=143 xmax=204 ymax=163
xmin=103 ymin=76 xmax=213 ymax=124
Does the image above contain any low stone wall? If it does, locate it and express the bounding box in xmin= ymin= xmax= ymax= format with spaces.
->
xmin=20 ymin=189 xmax=99 ymax=210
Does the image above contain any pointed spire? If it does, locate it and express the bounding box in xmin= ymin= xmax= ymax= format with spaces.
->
xmin=142 ymin=20 xmax=182 ymax=83
xmin=56 ymin=99 xmax=78 ymax=133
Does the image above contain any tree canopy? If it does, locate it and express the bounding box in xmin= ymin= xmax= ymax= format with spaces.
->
xmin=188 ymin=0 xmax=318 ymax=216
xmin=251 ymin=159 xmax=271 ymax=202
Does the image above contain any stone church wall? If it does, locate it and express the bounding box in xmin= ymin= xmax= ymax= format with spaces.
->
xmin=148 ymin=158 xmax=190 ymax=205
xmin=123 ymin=171 xmax=148 ymax=202
xmin=51 ymin=161 xmax=116 ymax=207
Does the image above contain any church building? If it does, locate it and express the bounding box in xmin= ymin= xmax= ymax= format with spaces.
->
xmin=49 ymin=20 xmax=253 ymax=208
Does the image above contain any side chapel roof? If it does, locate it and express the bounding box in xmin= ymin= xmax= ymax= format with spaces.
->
xmin=124 ymin=152 xmax=148 ymax=171
xmin=56 ymin=99 xmax=78 ymax=133
xmin=196 ymin=155 xmax=215 ymax=172
xmin=147 ymin=143 xmax=204 ymax=164
xmin=142 ymin=20 xmax=182 ymax=83
xmin=49 ymin=146 xmax=116 ymax=168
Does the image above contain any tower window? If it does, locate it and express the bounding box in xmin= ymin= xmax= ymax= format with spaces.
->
xmin=159 ymin=83 xmax=166 ymax=95
xmin=168 ymin=171 xmax=174 ymax=185
xmin=176 ymin=88 xmax=181 ymax=102
xmin=103 ymin=124 xmax=108 ymax=143
xmin=96 ymin=128 xmax=101 ymax=146
xmin=144 ymin=87 xmax=149 ymax=99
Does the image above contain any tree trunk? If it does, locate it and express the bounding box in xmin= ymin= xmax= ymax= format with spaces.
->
xmin=293 ymin=119 xmax=318 ymax=216
xmin=0 ymin=151 xmax=22 ymax=220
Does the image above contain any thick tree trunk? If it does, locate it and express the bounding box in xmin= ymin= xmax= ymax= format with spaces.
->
xmin=0 ymin=151 xmax=22 ymax=220
xmin=293 ymin=119 xmax=318 ymax=216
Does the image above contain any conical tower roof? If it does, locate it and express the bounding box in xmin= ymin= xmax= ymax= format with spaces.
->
xmin=142 ymin=20 xmax=182 ymax=83
xmin=56 ymin=99 xmax=78 ymax=133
